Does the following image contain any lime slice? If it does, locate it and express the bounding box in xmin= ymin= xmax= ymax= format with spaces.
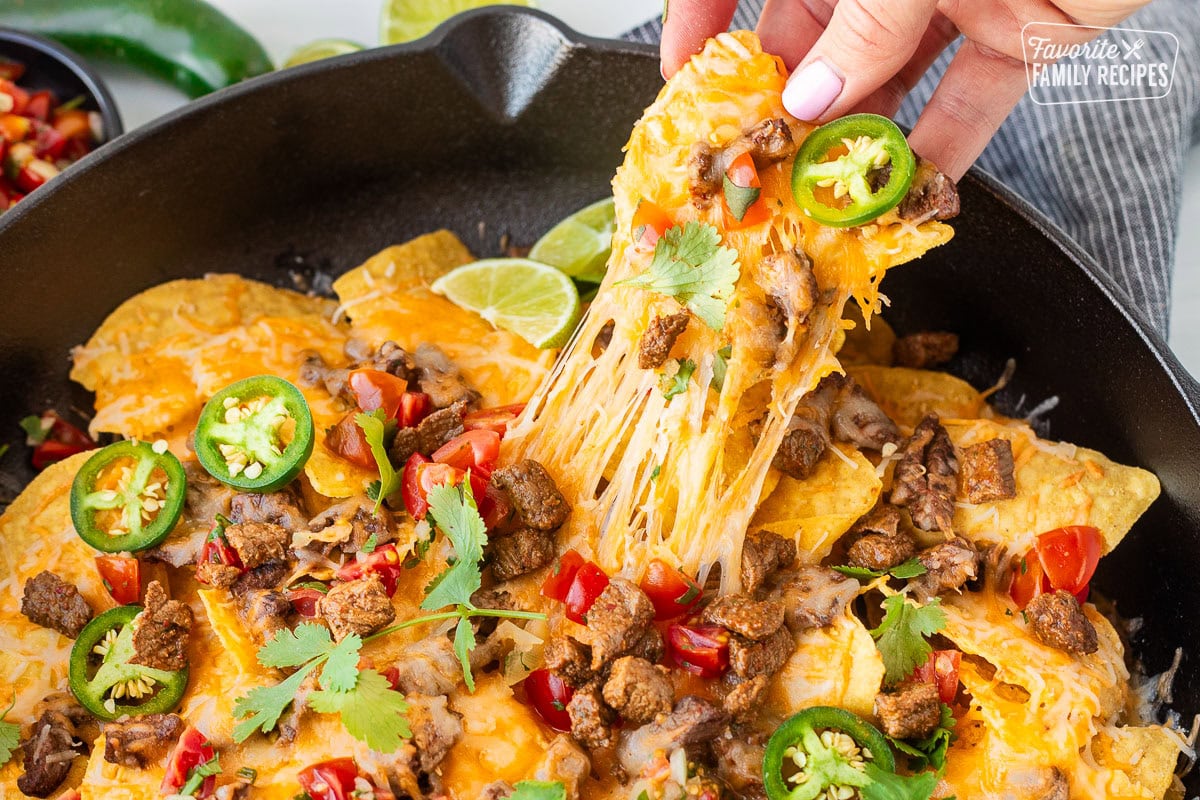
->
xmin=529 ymin=197 xmax=615 ymax=283
xmin=381 ymin=0 xmax=536 ymax=44
xmin=431 ymin=258 xmax=580 ymax=349
xmin=283 ymin=39 xmax=365 ymax=68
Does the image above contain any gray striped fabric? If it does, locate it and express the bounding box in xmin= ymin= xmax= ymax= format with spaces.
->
xmin=624 ymin=1 xmax=1200 ymax=334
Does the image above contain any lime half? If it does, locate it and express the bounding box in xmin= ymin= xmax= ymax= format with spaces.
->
xmin=382 ymin=0 xmax=536 ymax=44
xmin=431 ymin=258 xmax=581 ymax=349
xmin=283 ymin=39 xmax=365 ymax=68
xmin=529 ymin=197 xmax=615 ymax=283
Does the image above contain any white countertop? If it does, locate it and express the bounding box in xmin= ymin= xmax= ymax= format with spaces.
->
xmin=89 ymin=0 xmax=1200 ymax=379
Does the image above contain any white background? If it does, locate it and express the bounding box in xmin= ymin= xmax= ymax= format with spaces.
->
xmin=89 ymin=0 xmax=1200 ymax=378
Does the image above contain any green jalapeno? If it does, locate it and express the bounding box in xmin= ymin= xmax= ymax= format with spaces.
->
xmin=194 ymin=375 xmax=315 ymax=493
xmin=763 ymin=706 xmax=896 ymax=800
xmin=70 ymin=440 xmax=187 ymax=553
xmin=791 ymin=114 xmax=916 ymax=228
xmin=68 ymin=605 xmax=189 ymax=721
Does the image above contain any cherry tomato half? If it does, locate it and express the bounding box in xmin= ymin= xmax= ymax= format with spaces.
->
xmin=336 ymin=544 xmax=402 ymax=596
xmin=913 ymin=649 xmax=961 ymax=705
xmin=666 ymin=623 xmax=730 ymax=679
xmin=287 ymin=586 xmax=327 ymax=618
xmin=297 ymin=757 xmax=360 ymax=800
xmin=541 ymin=549 xmax=586 ymax=602
xmin=564 ymin=562 xmax=610 ymax=624
xmin=431 ymin=429 xmax=501 ymax=476
xmin=402 ymin=454 xmax=465 ymax=520
xmin=325 ymin=412 xmax=377 ymax=471
xmin=161 ymin=726 xmax=215 ymax=797
xmin=524 ymin=668 xmax=574 ymax=732
xmin=95 ymin=556 xmax=140 ymax=606
xmin=1036 ymin=526 xmax=1102 ymax=596
xmin=639 ymin=559 xmax=703 ymax=621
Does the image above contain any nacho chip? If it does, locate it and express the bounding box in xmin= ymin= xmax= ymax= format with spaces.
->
xmin=847 ymin=364 xmax=994 ymax=430
xmin=769 ymin=612 xmax=884 ymax=720
xmin=837 ymin=306 xmax=896 ymax=366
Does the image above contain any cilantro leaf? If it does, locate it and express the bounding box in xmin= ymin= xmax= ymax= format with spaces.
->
xmin=0 ymin=696 xmax=19 ymax=767
xmin=319 ymin=633 xmax=363 ymax=693
xmin=617 ymin=221 xmax=740 ymax=330
xmin=361 ymin=532 xmax=378 ymax=553
xmin=722 ymin=173 xmax=761 ymax=221
xmin=232 ymin=662 xmax=320 ymax=742
xmin=870 ymin=595 xmax=946 ymax=685
xmin=19 ymin=414 xmax=50 ymax=445
xmin=860 ymin=763 xmax=939 ymax=800
xmin=661 ymin=358 xmax=696 ymax=400
xmin=832 ymin=559 xmax=927 ymax=581
xmin=308 ymin=668 xmax=411 ymax=752
xmin=355 ymin=410 xmax=401 ymax=513
xmin=454 ymin=616 xmax=477 ymax=692
xmin=511 ymin=781 xmax=567 ymax=800
xmin=890 ymin=703 xmax=955 ymax=773
xmin=711 ymin=345 xmax=732 ymax=392
xmin=422 ymin=480 xmax=488 ymax=611
xmin=257 ymin=623 xmax=335 ymax=669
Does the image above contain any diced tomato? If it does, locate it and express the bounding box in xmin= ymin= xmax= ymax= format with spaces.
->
xmin=161 ymin=726 xmax=216 ymax=797
xmin=24 ymin=90 xmax=53 ymax=122
xmin=1036 ymin=526 xmax=1102 ymax=596
xmin=24 ymin=410 xmax=97 ymax=470
xmin=913 ymin=649 xmax=961 ymax=705
xmin=30 ymin=440 xmax=88 ymax=470
xmin=52 ymin=109 xmax=91 ymax=141
xmin=0 ymin=61 xmax=25 ymax=82
xmin=16 ymin=158 xmax=57 ymax=192
xmin=397 ymin=391 xmax=432 ymax=428
xmin=432 ymin=429 xmax=501 ymax=476
xmin=63 ymin=136 xmax=91 ymax=161
xmin=639 ymin=559 xmax=703 ymax=621
xmin=33 ymin=123 xmax=66 ymax=160
xmin=564 ymin=562 xmax=610 ymax=624
xmin=631 ymin=199 xmax=673 ymax=250
xmin=0 ymin=81 xmax=29 ymax=116
xmin=297 ymin=757 xmax=360 ymax=800
xmin=197 ymin=520 xmax=243 ymax=581
xmin=480 ymin=480 xmax=513 ymax=530
xmin=54 ymin=791 xmax=81 ymax=800
xmin=463 ymin=404 xmax=525 ymax=436
xmin=721 ymin=152 xmax=770 ymax=229
xmin=325 ymin=412 xmax=377 ymax=470
xmin=348 ymin=369 xmax=409 ymax=418
xmin=381 ymin=665 xmax=402 ymax=691
xmin=336 ymin=544 xmax=403 ymax=596
xmin=523 ymin=668 xmax=574 ymax=731
xmin=540 ymin=549 xmax=586 ymax=602
xmin=95 ymin=556 xmax=140 ymax=605
xmin=402 ymin=454 xmax=465 ymax=520
xmin=287 ymin=586 xmax=327 ymax=617
xmin=1009 ymin=548 xmax=1048 ymax=609
xmin=666 ymin=623 xmax=729 ymax=678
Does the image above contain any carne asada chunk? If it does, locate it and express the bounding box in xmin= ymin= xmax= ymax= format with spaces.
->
xmin=909 ymin=538 xmax=981 ymax=602
xmin=688 ymin=119 xmax=796 ymax=209
xmin=18 ymin=709 xmax=87 ymax=797
xmin=103 ymin=713 xmax=184 ymax=767
xmin=533 ymin=735 xmax=591 ymax=795
xmin=491 ymin=459 xmax=570 ymax=531
xmin=413 ymin=343 xmax=480 ymax=409
xmin=897 ymin=157 xmax=960 ymax=222
xmin=960 ymin=438 xmax=1017 ymax=503
xmin=567 ymin=681 xmax=616 ymax=750
xmin=875 ymin=681 xmax=941 ymax=739
xmin=830 ymin=378 xmax=901 ymax=450
xmin=318 ymin=574 xmax=396 ymax=641
xmin=543 ymin=635 xmax=594 ymax=686
xmin=488 ymin=527 xmax=555 ymax=582
xmin=415 ymin=402 xmax=467 ymax=453
xmin=701 ymin=594 xmax=785 ymax=641
xmin=307 ymin=496 xmax=397 ymax=554
xmin=774 ymin=566 xmax=858 ymax=632
xmin=741 ymin=118 xmax=795 ymax=166
xmin=741 ymin=529 xmax=796 ymax=594
xmin=712 ymin=732 xmax=767 ymax=793
xmin=688 ymin=142 xmax=723 ymax=207
xmin=1026 ymin=590 xmax=1099 ymax=655
xmin=230 ymin=488 xmax=307 ymax=531
xmin=299 ymin=350 xmax=353 ymax=404
xmin=389 ymin=426 xmax=421 ymax=469
xmin=890 ymin=413 xmax=959 ymax=532
xmin=576 ymin=579 xmax=655 ymax=670
xmin=602 ymin=656 xmax=674 ymax=724
xmin=772 ymin=377 xmax=840 ymax=480
xmin=196 ymin=561 xmax=242 ymax=589
xmin=406 ymin=693 xmax=463 ymax=773
xmin=368 ymin=340 xmax=416 ymax=380
xmin=722 ymin=673 xmax=769 ymax=722
xmin=626 ymin=625 xmax=666 ymax=665
xmin=893 ymin=331 xmax=959 ymax=369
xmin=616 ymin=696 xmax=729 ymax=774
xmin=728 ymin=626 xmax=792 ymax=679
xmin=230 ymin=559 xmax=290 ymax=595
xmin=21 ymin=570 xmax=92 ymax=638
xmin=638 ymin=312 xmax=691 ymax=370
xmin=130 ymin=581 xmax=192 ymax=672
xmin=224 ymin=521 xmax=289 ymax=568
xmin=845 ymin=505 xmax=917 ymax=572
xmin=236 ymin=589 xmax=292 ymax=646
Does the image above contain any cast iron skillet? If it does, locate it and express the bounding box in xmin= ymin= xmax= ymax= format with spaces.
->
xmin=1 ymin=7 xmax=1198 ymax=787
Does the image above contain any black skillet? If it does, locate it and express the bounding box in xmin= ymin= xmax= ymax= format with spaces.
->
xmin=0 ymin=7 xmax=1198 ymax=788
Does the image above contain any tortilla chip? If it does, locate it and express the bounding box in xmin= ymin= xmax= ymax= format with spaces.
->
xmin=1093 ymin=725 xmax=1182 ymax=799
xmin=838 ymin=306 xmax=896 ymax=366
xmin=751 ymin=444 xmax=881 ymax=562
xmin=945 ymin=418 xmax=1160 ymax=554
xmin=769 ymin=612 xmax=884 ymax=720
xmin=847 ymin=364 xmax=994 ymax=430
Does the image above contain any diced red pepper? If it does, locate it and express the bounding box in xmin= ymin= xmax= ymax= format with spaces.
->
xmin=913 ymin=649 xmax=961 ymax=705
xmin=297 ymin=757 xmax=361 ymax=800
xmin=564 ymin=562 xmax=610 ymax=624
xmin=463 ymin=403 xmax=525 ymax=436
xmin=325 ymin=411 xmax=377 ymax=470
xmin=666 ymin=623 xmax=729 ymax=678
xmin=287 ymin=586 xmax=327 ymax=618
xmin=540 ymin=549 xmax=586 ymax=602
xmin=639 ymin=559 xmax=703 ymax=621
xmin=95 ymin=555 xmax=140 ymax=605
xmin=335 ymin=544 xmax=402 ymax=596
xmin=523 ymin=668 xmax=574 ymax=732
xmin=161 ymin=726 xmax=216 ymax=797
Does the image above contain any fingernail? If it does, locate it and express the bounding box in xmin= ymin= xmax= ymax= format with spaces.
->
xmin=782 ymin=59 xmax=844 ymax=121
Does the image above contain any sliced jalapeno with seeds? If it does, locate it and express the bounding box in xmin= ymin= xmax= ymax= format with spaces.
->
xmin=763 ymin=706 xmax=895 ymax=800
xmin=70 ymin=440 xmax=187 ymax=553
xmin=68 ymin=605 xmax=189 ymax=721
xmin=194 ymin=375 xmax=315 ymax=492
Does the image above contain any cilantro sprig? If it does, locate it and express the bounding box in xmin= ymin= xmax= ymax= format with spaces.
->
xmin=833 ymin=558 xmax=927 ymax=581
xmin=0 ymin=695 xmax=20 ymax=767
xmin=890 ymin=703 xmax=955 ymax=773
xmin=861 ymin=762 xmax=940 ymax=800
xmin=511 ymin=781 xmax=567 ymax=800
xmin=617 ymin=221 xmax=740 ymax=330
xmin=869 ymin=595 xmax=946 ymax=685
xmin=660 ymin=358 xmax=696 ymax=400
xmin=355 ymin=409 xmax=401 ymax=513
xmin=178 ymin=753 xmax=222 ymax=796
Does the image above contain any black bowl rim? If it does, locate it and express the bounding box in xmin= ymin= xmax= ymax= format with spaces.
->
xmin=0 ymin=5 xmax=1195 ymax=419
xmin=0 ymin=26 xmax=124 ymax=139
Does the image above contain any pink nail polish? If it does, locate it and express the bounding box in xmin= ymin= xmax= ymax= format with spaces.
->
xmin=782 ymin=59 xmax=844 ymax=121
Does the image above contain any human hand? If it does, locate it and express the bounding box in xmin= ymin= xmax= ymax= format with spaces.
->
xmin=661 ymin=0 xmax=1151 ymax=179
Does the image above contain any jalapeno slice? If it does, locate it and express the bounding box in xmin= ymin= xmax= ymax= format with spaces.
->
xmin=68 ymin=605 xmax=189 ymax=721
xmin=194 ymin=375 xmax=315 ymax=492
xmin=763 ymin=706 xmax=895 ymax=800
xmin=70 ymin=440 xmax=187 ymax=553
xmin=791 ymin=114 xmax=916 ymax=228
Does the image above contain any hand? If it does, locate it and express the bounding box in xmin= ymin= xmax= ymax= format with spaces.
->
xmin=661 ymin=0 xmax=1150 ymax=179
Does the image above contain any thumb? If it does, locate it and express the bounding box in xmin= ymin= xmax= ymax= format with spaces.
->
xmin=781 ymin=0 xmax=938 ymax=121
xmin=661 ymin=0 xmax=740 ymax=78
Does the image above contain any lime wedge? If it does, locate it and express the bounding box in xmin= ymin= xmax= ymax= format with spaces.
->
xmin=283 ymin=39 xmax=365 ymax=68
xmin=529 ymin=197 xmax=615 ymax=283
xmin=431 ymin=258 xmax=580 ymax=349
xmin=381 ymin=0 xmax=536 ymax=44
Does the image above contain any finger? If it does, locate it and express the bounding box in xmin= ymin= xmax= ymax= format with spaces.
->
xmin=661 ymin=0 xmax=740 ymax=78
xmin=851 ymin=10 xmax=959 ymax=118
xmin=781 ymin=0 xmax=940 ymax=121
xmin=906 ymin=39 xmax=1029 ymax=180
xmin=756 ymin=0 xmax=833 ymax=70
